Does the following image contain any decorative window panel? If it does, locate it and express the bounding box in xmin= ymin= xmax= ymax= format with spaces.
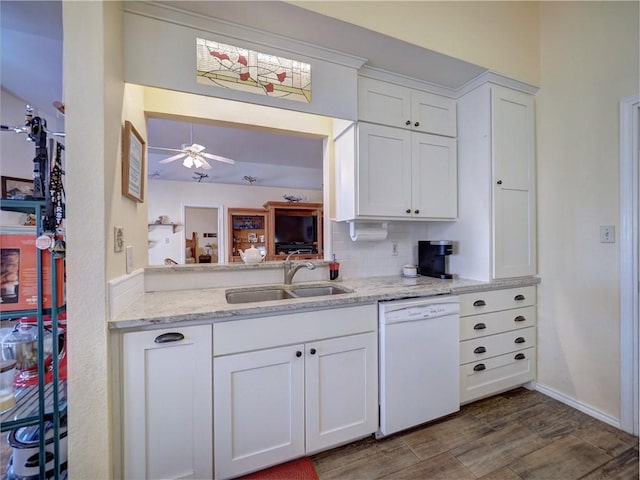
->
xmin=196 ymin=38 xmax=311 ymax=103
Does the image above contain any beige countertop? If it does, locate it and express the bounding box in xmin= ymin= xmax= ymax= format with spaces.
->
xmin=109 ymin=274 xmax=540 ymax=331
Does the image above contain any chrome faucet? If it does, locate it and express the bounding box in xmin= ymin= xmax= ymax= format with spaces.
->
xmin=283 ymin=250 xmax=316 ymax=285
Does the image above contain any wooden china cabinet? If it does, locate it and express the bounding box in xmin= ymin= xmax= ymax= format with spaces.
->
xmin=227 ymin=208 xmax=269 ymax=263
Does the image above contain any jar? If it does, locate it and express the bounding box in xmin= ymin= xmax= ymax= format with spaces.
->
xmin=0 ymin=359 xmax=16 ymax=413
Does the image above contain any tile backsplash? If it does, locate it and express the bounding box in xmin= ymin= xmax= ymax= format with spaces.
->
xmin=331 ymin=221 xmax=432 ymax=279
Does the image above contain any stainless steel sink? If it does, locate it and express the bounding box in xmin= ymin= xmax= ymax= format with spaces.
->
xmin=225 ymin=284 xmax=352 ymax=304
xmin=225 ymin=288 xmax=296 ymax=304
xmin=291 ymin=285 xmax=352 ymax=297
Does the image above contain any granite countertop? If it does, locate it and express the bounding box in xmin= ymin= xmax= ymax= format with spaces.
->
xmin=109 ymin=274 xmax=540 ymax=331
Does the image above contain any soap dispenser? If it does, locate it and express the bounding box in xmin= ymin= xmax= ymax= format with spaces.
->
xmin=329 ymin=254 xmax=340 ymax=281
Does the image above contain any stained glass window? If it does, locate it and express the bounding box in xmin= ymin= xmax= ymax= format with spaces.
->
xmin=196 ymin=38 xmax=311 ymax=103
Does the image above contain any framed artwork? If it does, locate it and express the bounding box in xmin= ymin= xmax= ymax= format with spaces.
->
xmin=122 ymin=120 xmax=145 ymax=203
xmin=1 ymin=176 xmax=34 ymax=199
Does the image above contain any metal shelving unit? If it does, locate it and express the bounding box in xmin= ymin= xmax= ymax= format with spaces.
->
xmin=1 ymin=198 xmax=66 ymax=479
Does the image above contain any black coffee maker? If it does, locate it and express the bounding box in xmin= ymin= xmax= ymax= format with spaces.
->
xmin=418 ymin=240 xmax=453 ymax=279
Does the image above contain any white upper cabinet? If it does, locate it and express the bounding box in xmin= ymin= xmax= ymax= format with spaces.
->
xmin=335 ymin=122 xmax=457 ymax=221
xmin=428 ymin=82 xmax=536 ymax=280
xmin=358 ymin=76 xmax=457 ymax=137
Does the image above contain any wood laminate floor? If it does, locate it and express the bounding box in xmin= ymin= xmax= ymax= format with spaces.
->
xmin=312 ymin=388 xmax=639 ymax=480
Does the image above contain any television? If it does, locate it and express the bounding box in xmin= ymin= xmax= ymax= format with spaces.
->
xmin=274 ymin=215 xmax=317 ymax=253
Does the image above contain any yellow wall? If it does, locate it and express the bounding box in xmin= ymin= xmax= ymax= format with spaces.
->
xmin=290 ymin=1 xmax=540 ymax=85
xmin=536 ymin=1 xmax=639 ymax=418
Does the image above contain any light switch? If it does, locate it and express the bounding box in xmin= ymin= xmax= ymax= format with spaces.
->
xmin=600 ymin=225 xmax=615 ymax=243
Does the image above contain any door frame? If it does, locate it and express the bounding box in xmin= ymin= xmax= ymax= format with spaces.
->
xmin=182 ymin=204 xmax=224 ymax=264
xmin=620 ymin=94 xmax=639 ymax=435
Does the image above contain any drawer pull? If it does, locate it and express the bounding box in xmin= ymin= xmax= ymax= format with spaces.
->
xmin=310 ymin=348 xmax=317 ymax=355
xmin=154 ymin=332 xmax=185 ymax=344
xmin=296 ymin=351 xmax=302 ymax=358
xmin=473 ymin=363 xmax=486 ymax=371
xmin=473 ymin=300 xmax=486 ymax=307
xmin=514 ymin=353 xmax=526 ymax=360
xmin=473 ymin=323 xmax=487 ymax=330
xmin=514 ymin=337 xmax=526 ymax=344
xmin=514 ymin=315 xmax=526 ymax=322
xmin=474 ymin=346 xmax=486 ymax=354
xmin=405 ymin=120 xmax=411 ymax=126
xmin=514 ymin=294 xmax=526 ymax=301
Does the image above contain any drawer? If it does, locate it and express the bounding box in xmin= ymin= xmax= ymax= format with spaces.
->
xmin=460 ymin=286 xmax=536 ymax=316
xmin=460 ymin=306 xmax=536 ymax=340
xmin=460 ymin=326 xmax=536 ymax=364
xmin=460 ymin=347 xmax=536 ymax=404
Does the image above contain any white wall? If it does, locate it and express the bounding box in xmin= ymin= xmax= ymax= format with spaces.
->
xmin=147 ymin=179 xmax=322 ymax=265
xmin=0 ymin=89 xmax=64 ymax=225
xmin=536 ymin=1 xmax=639 ymax=420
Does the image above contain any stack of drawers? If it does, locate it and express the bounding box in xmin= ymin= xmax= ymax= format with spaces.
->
xmin=459 ymin=286 xmax=537 ymax=404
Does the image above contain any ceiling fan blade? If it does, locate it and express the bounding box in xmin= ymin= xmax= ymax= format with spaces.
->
xmin=200 ymin=157 xmax=213 ymax=170
xmin=159 ymin=152 xmax=187 ymax=164
xmin=149 ymin=146 xmax=183 ymax=153
xmin=201 ymin=152 xmax=235 ymax=165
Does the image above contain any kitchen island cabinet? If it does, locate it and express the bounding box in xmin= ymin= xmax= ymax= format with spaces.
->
xmin=213 ymin=304 xmax=378 ymax=480
xmin=121 ymin=324 xmax=212 ymax=480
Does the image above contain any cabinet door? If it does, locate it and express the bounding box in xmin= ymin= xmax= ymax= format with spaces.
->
xmin=492 ymin=85 xmax=536 ymax=278
xmin=411 ymin=90 xmax=457 ymax=137
xmin=358 ymin=77 xmax=411 ymax=129
xmin=123 ymin=325 xmax=212 ymax=480
xmin=411 ymin=133 xmax=457 ymax=219
xmin=357 ymin=123 xmax=412 ymax=217
xmin=305 ymin=332 xmax=378 ymax=453
xmin=214 ymin=344 xmax=305 ymax=479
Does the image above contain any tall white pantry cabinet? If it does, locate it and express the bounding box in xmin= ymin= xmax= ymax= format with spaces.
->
xmin=430 ymin=82 xmax=537 ymax=280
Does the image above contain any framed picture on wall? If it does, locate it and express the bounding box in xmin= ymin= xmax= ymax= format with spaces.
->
xmin=122 ymin=120 xmax=145 ymax=203
xmin=1 ymin=176 xmax=34 ymax=199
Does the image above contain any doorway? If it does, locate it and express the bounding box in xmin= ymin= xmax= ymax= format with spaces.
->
xmin=184 ymin=206 xmax=223 ymax=264
xmin=620 ymin=94 xmax=639 ymax=435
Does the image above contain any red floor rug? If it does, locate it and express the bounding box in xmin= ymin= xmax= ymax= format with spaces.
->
xmin=239 ymin=457 xmax=319 ymax=480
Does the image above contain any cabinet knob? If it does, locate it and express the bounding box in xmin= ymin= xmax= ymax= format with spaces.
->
xmin=514 ymin=315 xmax=526 ymax=322
xmin=414 ymin=209 xmax=420 ymax=214
xmin=296 ymin=351 xmax=302 ymax=358
xmin=473 ymin=300 xmax=486 ymax=307
xmin=405 ymin=120 xmax=411 ymax=126
xmin=497 ymin=180 xmax=503 ymax=185
xmin=474 ymin=346 xmax=486 ymax=354
xmin=414 ymin=121 xmax=420 ymax=127
xmin=406 ymin=209 xmax=411 ymax=214
xmin=473 ymin=363 xmax=486 ymax=372
xmin=310 ymin=348 xmax=317 ymax=355
xmin=514 ymin=294 xmax=526 ymax=301
xmin=154 ymin=332 xmax=185 ymax=344
xmin=515 ymin=353 xmax=526 ymax=360
xmin=514 ymin=337 xmax=526 ymax=344
xmin=473 ymin=322 xmax=486 ymax=330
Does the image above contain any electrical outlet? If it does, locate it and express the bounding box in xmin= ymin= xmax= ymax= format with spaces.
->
xmin=600 ymin=225 xmax=615 ymax=243
xmin=114 ymin=226 xmax=124 ymax=253
xmin=391 ymin=241 xmax=398 ymax=256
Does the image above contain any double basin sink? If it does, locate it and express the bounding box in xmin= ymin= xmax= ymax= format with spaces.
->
xmin=226 ymin=284 xmax=352 ymax=304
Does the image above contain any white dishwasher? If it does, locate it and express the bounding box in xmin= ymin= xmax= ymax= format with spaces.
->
xmin=378 ymin=295 xmax=460 ymax=437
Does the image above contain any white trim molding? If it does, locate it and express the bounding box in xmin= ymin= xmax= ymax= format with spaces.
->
xmin=108 ymin=268 xmax=145 ymax=320
xmin=619 ymin=94 xmax=640 ymax=435
xmin=534 ymin=383 xmax=621 ymax=429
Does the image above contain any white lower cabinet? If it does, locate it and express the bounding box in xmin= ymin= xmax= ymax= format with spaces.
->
xmin=122 ymin=324 xmax=213 ymax=480
xmin=213 ymin=305 xmax=378 ymax=480
xmin=459 ymin=286 xmax=537 ymax=403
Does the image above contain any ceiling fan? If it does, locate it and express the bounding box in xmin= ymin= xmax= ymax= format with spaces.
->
xmin=149 ymin=123 xmax=235 ymax=170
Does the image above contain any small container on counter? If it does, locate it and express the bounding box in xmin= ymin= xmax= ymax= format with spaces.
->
xmin=329 ymin=254 xmax=340 ymax=281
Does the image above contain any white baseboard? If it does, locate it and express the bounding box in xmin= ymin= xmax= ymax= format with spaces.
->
xmin=533 ymin=382 xmax=621 ymax=429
